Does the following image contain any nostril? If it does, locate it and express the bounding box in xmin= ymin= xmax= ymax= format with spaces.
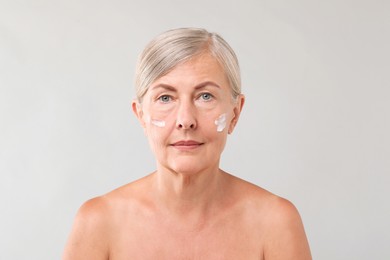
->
xmin=177 ymin=122 xmax=195 ymax=130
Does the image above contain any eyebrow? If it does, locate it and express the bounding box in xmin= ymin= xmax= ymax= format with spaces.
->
xmin=150 ymin=84 xmax=177 ymax=92
xmin=194 ymin=81 xmax=221 ymax=90
xmin=151 ymin=81 xmax=221 ymax=91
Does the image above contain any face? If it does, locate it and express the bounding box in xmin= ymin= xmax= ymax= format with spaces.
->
xmin=133 ymin=53 xmax=244 ymax=175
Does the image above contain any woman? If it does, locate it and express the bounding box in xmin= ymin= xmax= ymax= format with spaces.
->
xmin=63 ymin=28 xmax=312 ymax=259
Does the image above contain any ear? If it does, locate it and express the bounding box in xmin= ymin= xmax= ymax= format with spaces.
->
xmin=228 ymin=94 xmax=245 ymax=134
xmin=132 ymin=99 xmax=146 ymax=128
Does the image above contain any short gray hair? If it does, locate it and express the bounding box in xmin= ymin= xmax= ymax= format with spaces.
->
xmin=135 ymin=28 xmax=241 ymax=101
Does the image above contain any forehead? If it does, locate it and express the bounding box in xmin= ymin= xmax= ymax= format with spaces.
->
xmin=151 ymin=53 xmax=229 ymax=89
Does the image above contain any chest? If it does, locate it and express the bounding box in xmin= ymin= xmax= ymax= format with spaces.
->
xmin=109 ymin=213 xmax=264 ymax=259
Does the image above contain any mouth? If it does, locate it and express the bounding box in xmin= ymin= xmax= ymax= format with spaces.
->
xmin=170 ymin=140 xmax=204 ymax=150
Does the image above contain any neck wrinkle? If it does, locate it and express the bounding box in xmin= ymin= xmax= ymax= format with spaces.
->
xmin=153 ymin=165 xmax=225 ymax=218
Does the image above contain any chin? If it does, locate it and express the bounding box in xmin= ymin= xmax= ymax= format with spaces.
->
xmin=170 ymin=164 xmax=205 ymax=175
xmin=155 ymin=151 xmax=221 ymax=175
xmin=156 ymin=159 xmax=200 ymax=174
xmin=164 ymin=158 xmax=219 ymax=176
xmin=180 ymin=168 xmax=209 ymax=176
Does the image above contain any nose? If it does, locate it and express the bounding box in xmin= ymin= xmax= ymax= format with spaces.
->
xmin=176 ymin=101 xmax=197 ymax=130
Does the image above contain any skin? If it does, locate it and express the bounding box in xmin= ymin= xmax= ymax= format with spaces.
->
xmin=63 ymin=53 xmax=312 ymax=260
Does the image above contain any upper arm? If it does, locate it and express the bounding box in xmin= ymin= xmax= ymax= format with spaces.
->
xmin=263 ymin=198 xmax=312 ymax=260
xmin=62 ymin=197 xmax=110 ymax=260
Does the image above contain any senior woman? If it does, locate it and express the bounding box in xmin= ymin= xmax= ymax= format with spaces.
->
xmin=63 ymin=28 xmax=311 ymax=259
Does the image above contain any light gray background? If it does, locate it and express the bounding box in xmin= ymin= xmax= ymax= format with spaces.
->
xmin=1 ymin=0 xmax=389 ymax=259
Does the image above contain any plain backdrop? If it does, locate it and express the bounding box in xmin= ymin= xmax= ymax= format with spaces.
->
xmin=1 ymin=0 xmax=389 ymax=259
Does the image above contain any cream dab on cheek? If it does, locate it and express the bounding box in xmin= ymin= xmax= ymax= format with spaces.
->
xmin=151 ymin=119 xmax=166 ymax=128
xmin=214 ymin=113 xmax=227 ymax=132
xmin=145 ymin=115 xmax=165 ymax=128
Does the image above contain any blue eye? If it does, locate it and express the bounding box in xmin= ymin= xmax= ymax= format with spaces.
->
xmin=158 ymin=95 xmax=172 ymax=103
xmin=200 ymin=93 xmax=213 ymax=101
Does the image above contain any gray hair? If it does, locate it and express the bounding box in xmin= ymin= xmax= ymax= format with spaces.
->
xmin=135 ymin=28 xmax=241 ymax=101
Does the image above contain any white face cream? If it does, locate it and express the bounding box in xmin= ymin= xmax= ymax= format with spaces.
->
xmin=214 ymin=113 xmax=227 ymax=132
xmin=151 ymin=119 xmax=166 ymax=128
xmin=145 ymin=115 xmax=166 ymax=128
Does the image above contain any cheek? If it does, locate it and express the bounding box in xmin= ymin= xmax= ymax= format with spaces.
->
xmin=144 ymin=105 xmax=175 ymax=129
xmin=150 ymin=117 xmax=166 ymax=128
xmin=142 ymin=111 xmax=168 ymax=139
xmin=214 ymin=113 xmax=227 ymax=132
xmin=145 ymin=126 xmax=168 ymax=156
xmin=200 ymin=111 xmax=231 ymax=135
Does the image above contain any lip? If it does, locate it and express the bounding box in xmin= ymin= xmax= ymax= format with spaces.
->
xmin=170 ymin=140 xmax=204 ymax=150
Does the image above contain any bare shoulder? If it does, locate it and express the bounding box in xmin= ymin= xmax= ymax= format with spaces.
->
xmin=77 ymin=196 xmax=111 ymax=219
xmin=62 ymin=196 xmax=111 ymax=260
xmin=104 ymin=173 xmax=154 ymax=207
xmin=63 ymin=175 xmax=153 ymax=260
xmin=225 ymin=173 xmax=278 ymax=208
xmin=262 ymin=197 xmax=312 ymax=259
xmin=226 ymin=174 xmax=312 ymax=260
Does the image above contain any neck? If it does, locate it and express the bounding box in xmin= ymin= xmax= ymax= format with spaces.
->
xmin=153 ymin=165 xmax=225 ymax=218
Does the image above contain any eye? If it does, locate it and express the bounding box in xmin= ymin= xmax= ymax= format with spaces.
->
xmin=199 ymin=93 xmax=213 ymax=101
xmin=158 ymin=95 xmax=172 ymax=103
